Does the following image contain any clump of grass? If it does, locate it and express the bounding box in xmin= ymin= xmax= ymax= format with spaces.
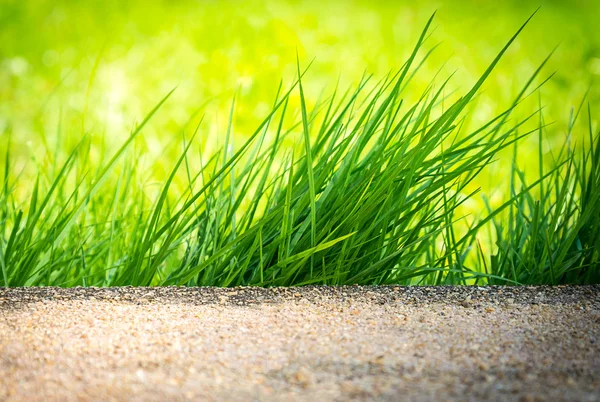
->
xmin=0 ymin=14 xmax=598 ymax=287
xmin=480 ymin=102 xmax=600 ymax=285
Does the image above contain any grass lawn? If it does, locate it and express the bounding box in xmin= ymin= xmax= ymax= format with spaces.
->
xmin=0 ymin=1 xmax=599 ymax=286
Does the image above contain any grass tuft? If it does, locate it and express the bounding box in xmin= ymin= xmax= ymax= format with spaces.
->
xmin=0 ymin=14 xmax=598 ymax=287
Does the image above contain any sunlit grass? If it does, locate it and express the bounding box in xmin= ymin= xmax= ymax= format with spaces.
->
xmin=0 ymin=13 xmax=598 ymax=287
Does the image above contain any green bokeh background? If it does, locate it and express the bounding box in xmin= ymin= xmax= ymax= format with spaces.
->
xmin=1 ymin=0 xmax=599 ymax=184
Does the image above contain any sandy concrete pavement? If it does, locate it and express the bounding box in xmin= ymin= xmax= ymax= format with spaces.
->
xmin=1 ymin=285 xmax=599 ymax=401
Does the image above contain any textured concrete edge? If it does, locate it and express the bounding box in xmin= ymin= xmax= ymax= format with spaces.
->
xmin=0 ymin=285 xmax=598 ymax=311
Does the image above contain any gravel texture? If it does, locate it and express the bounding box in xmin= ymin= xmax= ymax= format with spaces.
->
xmin=0 ymin=285 xmax=599 ymax=401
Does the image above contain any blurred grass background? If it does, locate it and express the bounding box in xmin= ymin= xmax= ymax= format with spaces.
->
xmin=1 ymin=0 xmax=599 ymax=193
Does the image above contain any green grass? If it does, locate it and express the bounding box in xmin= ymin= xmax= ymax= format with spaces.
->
xmin=0 ymin=15 xmax=598 ymax=287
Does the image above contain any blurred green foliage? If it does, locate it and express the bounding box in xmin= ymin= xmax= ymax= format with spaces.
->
xmin=0 ymin=0 xmax=599 ymax=184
